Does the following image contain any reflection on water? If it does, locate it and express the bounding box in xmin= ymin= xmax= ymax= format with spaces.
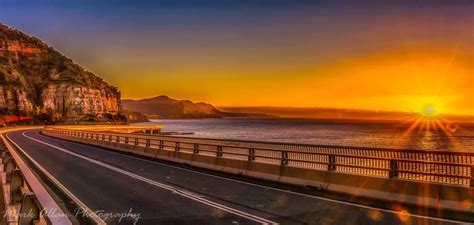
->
xmin=137 ymin=118 xmax=474 ymax=152
xmin=421 ymin=131 xmax=436 ymax=150
xmin=403 ymin=129 xmax=455 ymax=151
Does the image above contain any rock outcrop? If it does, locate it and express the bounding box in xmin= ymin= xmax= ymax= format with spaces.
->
xmin=0 ymin=23 xmax=122 ymax=122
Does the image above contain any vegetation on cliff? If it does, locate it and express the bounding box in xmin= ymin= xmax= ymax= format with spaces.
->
xmin=0 ymin=23 xmax=123 ymax=123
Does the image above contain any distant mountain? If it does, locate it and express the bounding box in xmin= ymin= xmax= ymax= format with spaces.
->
xmin=0 ymin=23 xmax=123 ymax=123
xmin=219 ymin=106 xmax=415 ymax=120
xmin=122 ymin=96 xmax=270 ymax=119
xmin=219 ymin=106 xmax=474 ymax=123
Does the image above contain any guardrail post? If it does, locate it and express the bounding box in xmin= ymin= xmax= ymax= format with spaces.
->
xmin=175 ymin=142 xmax=180 ymax=152
xmin=389 ymin=160 xmax=398 ymax=179
xmin=116 ymin=136 xmax=120 ymax=143
xmin=10 ymin=169 xmax=24 ymax=203
xmin=470 ymin=167 xmax=474 ymax=187
xmin=281 ymin=151 xmax=289 ymax=165
xmin=135 ymin=138 xmax=139 ymax=146
xmin=248 ymin=148 xmax=255 ymax=161
xmin=146 ymin=139 xmax=151 ymax=148
xmin=159 ymin=140 xmax=164 ymax=150
xmin=328 ymin=154 xmax=336 ymax=171
xmin=4 ymin=156 xmax=16 ymax=182
xmin=125 ymin=137 xmax=129 ymax=144
xmin=18 ymin=193 xmax=40 ymax=225
xmin=217 ymin=146 xmax=223 ymax=157
xmin=193 ymin=144 xmax=200 ymax=154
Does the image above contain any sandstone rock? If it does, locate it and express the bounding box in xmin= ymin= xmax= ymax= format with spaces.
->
xmin=0 ymin=23 xmax=122 ymax=122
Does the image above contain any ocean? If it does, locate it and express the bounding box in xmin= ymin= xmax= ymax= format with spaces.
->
xmin=137 ymin=118 xmax=474 ymax=152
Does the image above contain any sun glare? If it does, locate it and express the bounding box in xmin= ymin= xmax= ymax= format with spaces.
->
xmin=421 ymin=104 xmax=438 ymax=118
xmin=409 ymin=96 xmax=448 ymax=119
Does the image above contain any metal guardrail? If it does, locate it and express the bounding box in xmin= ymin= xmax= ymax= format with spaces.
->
xmin=46 ymin=127 xmax=474 ymax=187
xmin=0 ymin=130 xmax=72 ymax=225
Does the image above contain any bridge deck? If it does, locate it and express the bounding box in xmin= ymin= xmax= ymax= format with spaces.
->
xmin=6 ymin=129 xmax=467 ymax=225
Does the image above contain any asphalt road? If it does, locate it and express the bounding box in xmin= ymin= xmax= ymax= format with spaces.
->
xmin=6 ymin=130 xmax=469 ymax=225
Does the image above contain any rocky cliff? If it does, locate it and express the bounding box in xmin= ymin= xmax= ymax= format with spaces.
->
xmin=0 ymin=23 xmax=122 ymax=122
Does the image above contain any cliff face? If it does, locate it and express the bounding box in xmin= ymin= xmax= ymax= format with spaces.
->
xmin=0 ymin=23 xmax=122 ymax=122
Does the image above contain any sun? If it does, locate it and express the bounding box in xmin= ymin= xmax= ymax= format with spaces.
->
xmin=420 ymin=104 xmax=438 ymax=118
xmin=409 ymin=96 xmax=446 ymax=118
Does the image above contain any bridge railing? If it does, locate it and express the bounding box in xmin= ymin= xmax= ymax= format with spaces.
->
xmin=0 ymin=128 xmax=72 ymax=225
xmin=45 ymin=127 xmax=474 ymax=187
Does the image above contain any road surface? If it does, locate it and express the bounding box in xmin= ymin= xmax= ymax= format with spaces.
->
xmin=6 ymin=130 xmax=468 ymax=225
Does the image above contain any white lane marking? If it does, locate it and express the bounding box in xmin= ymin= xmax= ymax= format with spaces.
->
xmin=33 ymin=130 xmax=473 ymax=225
xmin=21 ymin=131 xmax=277 ymax=225
xmin=5 ymin=133 xmax=107 ymax=225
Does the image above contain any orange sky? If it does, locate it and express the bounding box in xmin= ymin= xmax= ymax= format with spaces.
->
xmin=5 ymin=1 xmax=472 ymax=116
xmin=113 ymin=46 xmax=473 ymax=116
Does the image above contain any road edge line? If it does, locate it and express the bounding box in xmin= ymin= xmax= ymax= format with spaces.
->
xmin=6 ymin=133 xmax=107 ymax=225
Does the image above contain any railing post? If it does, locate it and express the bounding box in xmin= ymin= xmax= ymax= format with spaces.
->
xmin=470 ymin=166 xmax=474 ymax=187
xmin=248 ymin=148 xmax=255 ymax=161
xmin=389 ymin=160 xmax=398 ymax=179
xmin=281 ymin=151 xmax=289 ymax=165
xmin=5 ymin=157 xmax=15 ymax=182
xmin=135 ymin=138 xmax=139 ymax=146
xmin=159 ymin=140 xmax=164 ymax=150
xmin=146 ymin=139 xmax=151 ymax=148
xmin=10 ymin=169 xmax=24 ymax=203
xmin=328 ymin=154 xmax=336 ymax=171
xmin=125 ymin=137 xmax=129 ymax=144
xmin=18 ymin=193 xmax=40 ymax=225
xmin=175 ymin=142 xmax=180 ymax=152
xmin=217 ymin=146 xmax=223 ymax=157
xmin=116 ymin=136 xmax=120 ymax=143
xmin=193 ymin=144 xmax=200 ymax=154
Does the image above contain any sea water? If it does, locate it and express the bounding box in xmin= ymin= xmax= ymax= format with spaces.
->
xmin=137 ymin=118 xmax=474 ymax=152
